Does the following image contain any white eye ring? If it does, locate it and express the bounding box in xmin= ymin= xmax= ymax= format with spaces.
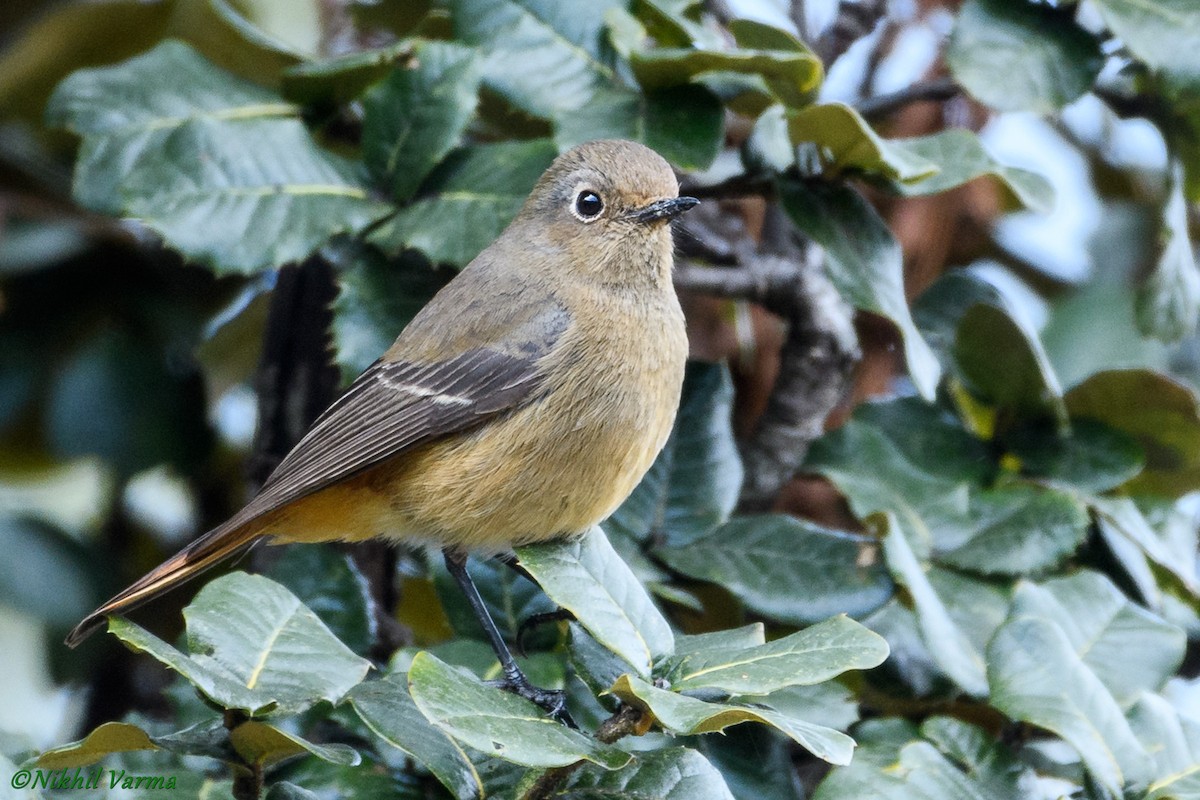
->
xmin=571 ymin=189 xmax=604 ymax=222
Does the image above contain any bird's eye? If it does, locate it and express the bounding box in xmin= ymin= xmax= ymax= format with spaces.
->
xmin=572 ymin=190 xmax=604 ymax=221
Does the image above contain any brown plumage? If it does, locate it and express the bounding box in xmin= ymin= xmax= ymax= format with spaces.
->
xmin=67 ymin=139 xmax=696 ymax=648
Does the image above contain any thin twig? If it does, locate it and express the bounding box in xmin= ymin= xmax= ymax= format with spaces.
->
xmin=681 ymin=173 xmax=775 ymax=200
xmin=521 ymin=705 xmax=646 ymax=800
xmin=856 ymin=77 xmax=962 ymax=120
xmin=815 ymin=0 xmax=887 ymax=66
xmin=247 ymin=258 xmax=340 ymax=489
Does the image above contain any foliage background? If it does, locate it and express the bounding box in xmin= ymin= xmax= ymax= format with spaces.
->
xmin=0 ymin=0 xmax=1199 ymax=798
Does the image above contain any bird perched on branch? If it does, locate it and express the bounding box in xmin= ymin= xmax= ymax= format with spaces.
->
xmin=67 ymin=139 xmax=698 ymax=718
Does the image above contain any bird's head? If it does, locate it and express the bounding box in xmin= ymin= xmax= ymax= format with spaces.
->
xmin=516 ymin=139 xmax=699 ymax=287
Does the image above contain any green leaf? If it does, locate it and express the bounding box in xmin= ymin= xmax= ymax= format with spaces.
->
xmin=33 ymin=717 xmax=238 ymax=772
xmin=674 ymin=623 xmax=766 ymax=657
xmin=446 ymin=0 xmax=624 ymax=118
xmin=370 ymin=139 xmax=557 ymax=267
xmin=46 ymin=41 xmax=279 ymax=140
xmin=934 ymin=484 xmax=1088 ymax=577
xmin=46 ymin=40 xmax=390 ymax=273
xmin=204 ymin=0 xmax=322 ymax=59
xmin=564 ymin=747 xmax=735 ymax=799
xmin=893 ymin=741 xmax=1017 ymax=800
xmin=630 ymin=31 xmax=822 ymax=110
xmin=629 ymin=0 xmax=724 ymax=50
xmin=813 ymin=716 xmax=1027 ymax=800
xmin=926 ymin=568 xmax=1013 ymax=658
xmin=817 ymin=396 xmax=993 ymax=483
xmin=1005 ymin=418 xmax=1145 ymax=493
xmin=787 ymin=103 xmax=939 ymax=182
xmin=347 ymin=672 xmax=483 ymax=800
xmin=606 ymin=361 xmax=743 ymax=549
xmin=1065 ymin=369 xmax=1200 ymax=497
xmin=889 ymin=129 xmax=1055 ymax=213
xmin=1091 ymin=0 xmax=1200 ymax=81
xmin=654 ymin=514 xmax=893 ymax=624
xmin=987 ymin=616 xmax=1152 ymax=794
xmin=0 ymin=516 xmax=97 ymax=627
xmin=0 ymin=218 xmax=88 ymax=276
xmin=1092 ymin=495 xmax=1199 ymax=594
xmin=915 ymin=717 xmax=1027 ymax=799
xmin=265 ymin=544 xmax=376 ymax=656
xmin=662 ymin=614 xmax=888 ymax=695
xmin=407 ymin=652 xmax=631 ymax=769
xmin=1096 ymin=515 xmax=1164 ymax=610
xmin=882 ymin=515 xmax=988 ymax=696
xmin=276 ymin=755 xmax=426 ymax=800
xmin=744 ymin=103 xmax=794 ymax=174
xmin=362 ymin=41 xmax=482 ymax=203
xmin=228 ymin=721 xmax=359 ymax=767
xmin=947 ymin=0 xmax=1102 ymax=113
xmin=1129 ymin=692 xmax=1200 ymax=800
xmin=1136 ymin=165 xmax=1200 ymax=342
xmin=108 ymin=572 xmax=371 ymax=715
xmin=281 ymin=41 xmax=415 ymax=106
xmin=757 ymin=683 xmax=860 ymax=734
xmin=35 ymin=722 xmax=160 ymax=769
xmin=611 ymin=674 xmax=856 ymax=765
xmin=517 ymin=526 xmax=674 ymax=677
xmin=47 ymin=328 xmax=211 ymax=475
xmin=914 ymin=270 xmax=1020 ymax=365
xmin=805 ymin=397 xmax=989 ymax=545
xmin=779 ymin=179 xmax=940 ymax=399
xmin=694 ymin=724 xmax=804 ymax=800
xmin=569 ymin=622 xmax=639 ymax=695
xmin=1009 ymin=572 xmax=1186 ymax=707
xmin=118 ymin=116 xmax=387 ymax=273
xmin=330 ymin=247 xmax=450 ymax=379
xmin=264 ymin=784 xmax=320 ymax=800
xmin=954 ymin=303 xmax=1066 ymax=426
xmin=553 ymin=84 xmax=724 ymax=171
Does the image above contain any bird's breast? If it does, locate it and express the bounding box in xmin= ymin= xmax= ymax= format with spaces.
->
xmin=369 ymin=288 xmax=688 ymax=549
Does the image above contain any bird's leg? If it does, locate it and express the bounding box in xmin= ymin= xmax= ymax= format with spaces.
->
xmin=442 ymin=549 xmax=575 ymax=727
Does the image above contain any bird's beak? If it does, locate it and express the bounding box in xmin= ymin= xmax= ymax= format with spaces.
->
xmin=633 ymin=196 xmax=700 ymax=224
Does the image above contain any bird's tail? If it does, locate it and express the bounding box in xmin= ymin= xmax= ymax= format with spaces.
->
xmin=65 ymin=520 xmax=261 ymax=648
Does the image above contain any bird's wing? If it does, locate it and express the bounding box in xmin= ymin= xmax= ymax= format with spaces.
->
xmin=234 ymin=314 xmax=570 ymax=529
xmin=251 ymin=351 xmax=541 ymax=514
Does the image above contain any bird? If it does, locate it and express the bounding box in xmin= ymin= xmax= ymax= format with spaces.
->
xmin=66 ymin=139 xmax=698 ymax=717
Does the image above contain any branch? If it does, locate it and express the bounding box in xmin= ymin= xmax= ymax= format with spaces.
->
xmin=856 ymin=77 xmax=962 ymax=120
xmin=521 ymin=705 xmax=646 ymax=800
xmin=680 ymin=173 xmax=775 ymax=200
xmin=815 ymin=0 xmax=887 ymax=66
xmin=1093 ymin=84 xmax=1169 ymax=122
xmin=247 ymin=257 xmax=340 ymax=489
xmin=675 ymin=205 xmax=860 ymax=511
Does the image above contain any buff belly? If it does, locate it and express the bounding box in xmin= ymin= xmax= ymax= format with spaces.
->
xmin=259 ymin=365 xmax=680 ymax=550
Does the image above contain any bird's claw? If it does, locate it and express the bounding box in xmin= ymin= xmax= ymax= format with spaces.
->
xmin=488 ymin=675 xmax=576 ymax=728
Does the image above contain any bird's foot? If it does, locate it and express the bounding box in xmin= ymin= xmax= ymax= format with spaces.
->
xmin=488 ymin=672 xmax=575 ymax=728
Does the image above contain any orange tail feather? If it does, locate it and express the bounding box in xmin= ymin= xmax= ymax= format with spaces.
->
xmin=65 ymin=521 xmax=261 ymax=647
